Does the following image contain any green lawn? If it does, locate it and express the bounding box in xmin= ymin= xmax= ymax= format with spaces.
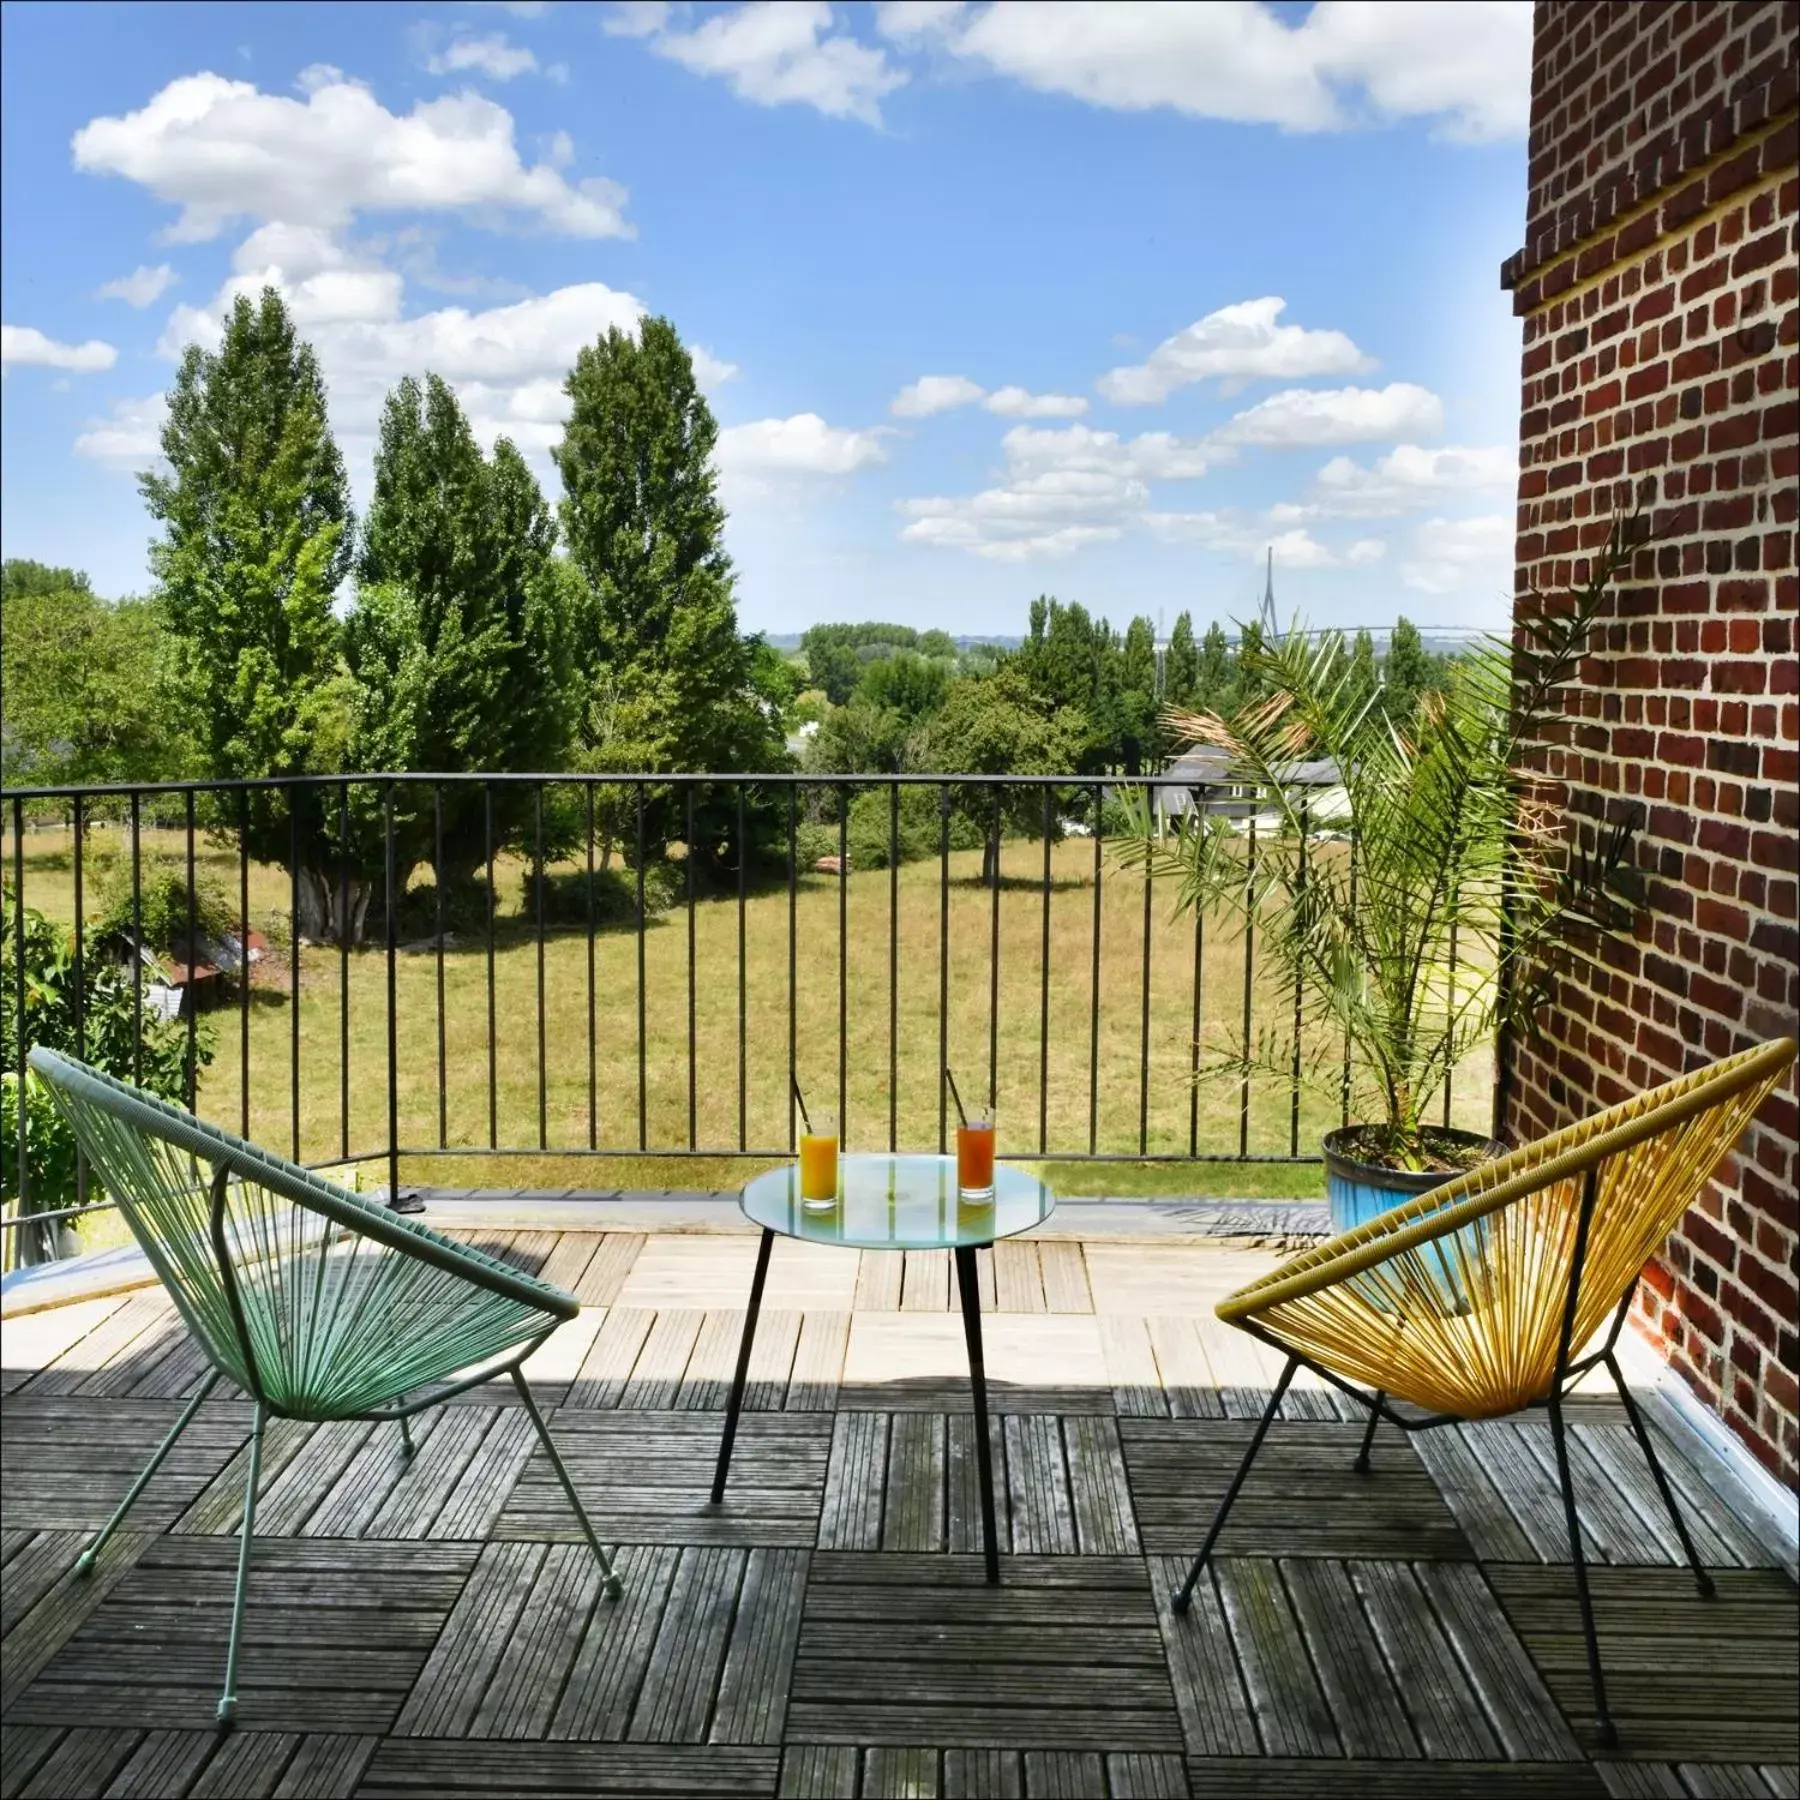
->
xmin=10 ymin=816 xmax=1494 ymax=1228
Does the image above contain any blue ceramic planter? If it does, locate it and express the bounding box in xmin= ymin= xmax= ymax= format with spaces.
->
xmin=1323 ymin=1126 xmax=1503 ymax=1315
xmin=1322 ymin=1125 xmax=1501 ymax=1233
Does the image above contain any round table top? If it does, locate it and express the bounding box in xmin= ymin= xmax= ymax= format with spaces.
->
xmin=740 ymin=1153 xmax=1056 ymax=1251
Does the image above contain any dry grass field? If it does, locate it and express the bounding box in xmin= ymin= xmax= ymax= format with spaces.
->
xmin=8 ymin=815 xmax=1494 ymax=1216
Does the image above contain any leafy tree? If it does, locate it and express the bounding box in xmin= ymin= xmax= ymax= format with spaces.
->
xmin=2 ymin=559 xmax=92 ymax=599
xmin=1232 ymin=621 xmax=1268 ymax=709
xmin=1195 ymin=621 xmax=1233 ymax=711
xmin=1164 ymin=611 xmax=1199 ymax=711
xmin=916 ymin=629 xmax=956 ymax=660
xmin=1347 ymin=628 xmax=1380 ymax=715
xmin=858 ymin=651 xmax=951 ymax=721
xmin=1383 ymin=616 xmax=1436 ymax=723
xmin=802 ymin=630 xmax=863 ymax=705
xmin=917 ymin=667 xmax=1089 ymax=883
xmin=346 ymin=374 xmax=577 ymax=891
xmin=1015 ymin=597 xmax=1119 ymax=773
xmin=1 ymin=581 xmax=193 ymax=788
xmin=143 ymin=287 xmax=358 ymax=940
xmin=1116 ymin=614 xmax=1160 ymax=775
xmin=555 ymin=316 xmax=785 ymax=874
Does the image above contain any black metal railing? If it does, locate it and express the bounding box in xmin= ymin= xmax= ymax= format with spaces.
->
xmin=2 ymin=771 xmax=1471 ymax=1255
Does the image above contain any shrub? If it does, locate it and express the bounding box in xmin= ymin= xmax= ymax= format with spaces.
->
xmin=846 ymin=785 xmax=981 ymax=870
xmin=1 ymin=894 xmax=215 ymax=1231
xmin=519 ymin=858 xmax=681 ymax=927
xmin=93 ymin=850 xmax=233 ymax=956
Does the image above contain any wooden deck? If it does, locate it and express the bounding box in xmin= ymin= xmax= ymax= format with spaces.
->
xmin=2 ymin=1228 xmax=1795 ymax=1799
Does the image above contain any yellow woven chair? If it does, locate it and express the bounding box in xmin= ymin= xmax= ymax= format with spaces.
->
xmin=1168 ymin=1036 xmax=1796 ymax=1750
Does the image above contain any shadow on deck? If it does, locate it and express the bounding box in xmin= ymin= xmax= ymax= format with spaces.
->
xmin=2 ymin=1227 xmax=1795 ymax=1798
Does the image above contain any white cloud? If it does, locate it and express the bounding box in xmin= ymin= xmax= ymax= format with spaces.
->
xmin=716 ymin=412 xmax=888 ymax=476
xmin=73 ymin=392 xmax=168 ymax=466
xmin=899 ymin=420 xmax=1224 ymax=560
xmin=889 ymin=375 xmax=1088 ymax=418
xmin=73 ymin=71 xmax=632 ymax=242
xmin=426 ymin=34 xmax=541 ymax=81
xmin=96 ymin=263 xmax=178 ymax=307
xmin=1401 ymin=513 xmax=1512 ymax=596
xmin=1213 ymin=382 xmax=1444 ymax=447
xmin=1308 ymin=443 xmax=1514 ymax=515
xmin=1306 ymin=1 xmax=1532 ymax=143
xmin=1098 ymin=296 xmax=1370 ymax=405
xmin=875 ymin=1 xmax=1529 ymax=141
xmin=891 ymin=372 xmax=985 ymax=417
xmin=612 ymin=1 xmax=906 ymax=125
xmin=1145 ymin=511 xmax=1385 ymax=569
xmin=983 ymin=385 xmax=1087 ymax=418
xmin=1 ymin=324 xmax=118 ymax=373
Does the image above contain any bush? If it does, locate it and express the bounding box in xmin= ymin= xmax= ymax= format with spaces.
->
xmin=1 ymin=894 xmax=214 ymax=1228
xmin=519 ymin=858 xmax=682 ymax=927
xmin=92 ymin=850 xmax=233 ymax=956
xmin=846 ymin=785 xmax=980 ymax=870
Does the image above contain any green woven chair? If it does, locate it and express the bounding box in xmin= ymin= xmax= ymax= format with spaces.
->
xmin=27 ymin=1047 xmax=622 ymax=1727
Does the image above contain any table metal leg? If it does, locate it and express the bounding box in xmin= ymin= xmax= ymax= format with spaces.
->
xmin=711 ymin=1226 xmax=774 ymax=1504
xmin=955 ymin=1244 xmax=1000 ymax=1584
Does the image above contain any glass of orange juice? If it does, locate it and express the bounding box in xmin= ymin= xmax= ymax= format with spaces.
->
xmin=957 ymin=1111 xmax=995 ymax=1202
xmin=799 ymin=1113 xmax=839 ymax=1208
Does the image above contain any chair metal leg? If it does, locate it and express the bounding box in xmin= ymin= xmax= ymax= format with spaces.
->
xmin=75 ymin=1371 xmax=221 ymax=1578
xmin=1354 ymin=1391 xmax=1385 ymax=1474
xmin=511 ymin=1369 xmax=622 ymax=1600
xmin=399 ymin=1413 xmax=416 ymax=1460
xmin=711 ymin=1227 xmax=773 ymax=1505
xmin=954 ymin=1245 xmax=1001 ymax=1585
xmin=1605 ymin=1350 xmax=1713 ymax=1597
xmin=1172 ymin=1357 xmax=1296 ymax=1614
xmin=1547 ymin=1392 xmax=1615 ymax=1749
xmin=217 ymin=1401 xmax=266 ymax=1728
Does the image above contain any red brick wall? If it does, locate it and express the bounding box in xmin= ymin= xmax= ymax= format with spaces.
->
xmin=1500 ymin=0 xmax=1799 ymax=1487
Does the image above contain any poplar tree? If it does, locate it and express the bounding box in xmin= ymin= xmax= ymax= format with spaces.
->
xmin=143 ymin=287 xmax=359 ymax=939
xmin=555 ymin=316 xmax=784 ymax=871
xmin=1164 ymin=611 xmax=1199 ymax=711
xmin=347 ymin=374 xmax=576 ymax=891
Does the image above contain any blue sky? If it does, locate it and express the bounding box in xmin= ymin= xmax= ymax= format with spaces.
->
xmin=1 ymin=0 xmax=1531 ymax=637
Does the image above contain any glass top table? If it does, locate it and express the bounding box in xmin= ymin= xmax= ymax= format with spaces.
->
xmin=713 ymin=1154 xmax=1057 ymax=1583
xmin=739 ymin=1153 xmax=1055 ymax=1251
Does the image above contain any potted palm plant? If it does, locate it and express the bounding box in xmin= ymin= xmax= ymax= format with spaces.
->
xmin=1118 ymin=523 xmax=1643 ymax=1230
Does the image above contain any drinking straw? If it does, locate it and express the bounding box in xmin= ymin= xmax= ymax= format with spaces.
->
xmin=944 ymin=1065 xmax=970 ymax=1128
xmin=792 ymin=1074 xmax=813 ymax=1135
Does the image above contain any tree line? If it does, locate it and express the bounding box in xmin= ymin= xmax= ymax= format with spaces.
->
xmin=2 ymin=284 xmax=1453 ymax=932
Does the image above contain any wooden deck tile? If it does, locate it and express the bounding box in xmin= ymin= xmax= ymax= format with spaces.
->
xmin=1489 ymin=1566 xmax=1800 ymax=1762
xmin=1 ymin=1298 xmax=132 ymax=1397
xmin=568 ymin=1235 xmax=645 ymax=1306
xmin=1038 ymin=1243 xmax=1093 ymax=1314
xmin=944 ymin=1747 xmax=1024 ymax=1796
xmin=778 ymin=1745 xmax=858 ymax=1797
xmin=358 ymin=1742 xmax=780 ymax=1795
xmin=1121 ymin=1419 xmax=1474 ymax=1561
xmin=565 ymin=1306 xmax=657 ymax=1409
xmin=9 ymin=1538 xmax=477 ymax=1735
xmin=744 ymin=1309 xmax=804 ymax=1412
xmin=2 ymin=1395 xmax=251 ymax=1535
xmin=99 ymin=1728 xmax=218 ymax=1798
xmin=395 ymin=1541 xmax=544 ymax=1737
xmin=7 ymin=1728 xmax=139 ymax=1798
xmin=710 ymin=1547 xmax=809 ymax=1745
xmin=496 ymin=1409 xmax=830 ymax=1547
xmin=1183 ymin=1761 xmax=1607 ymax=1795
xmin=785 ymin=1311 xmax=849 ymax=1412
xmin=1349 ymin=1559 xmax=1504 ymax=1760
xmin=789 ymin=1555 xmax=1182 ymax=1752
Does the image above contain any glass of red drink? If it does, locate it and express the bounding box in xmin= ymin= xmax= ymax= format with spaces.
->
xmin=957 ymin=1113 xmax=995 ymax=1201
